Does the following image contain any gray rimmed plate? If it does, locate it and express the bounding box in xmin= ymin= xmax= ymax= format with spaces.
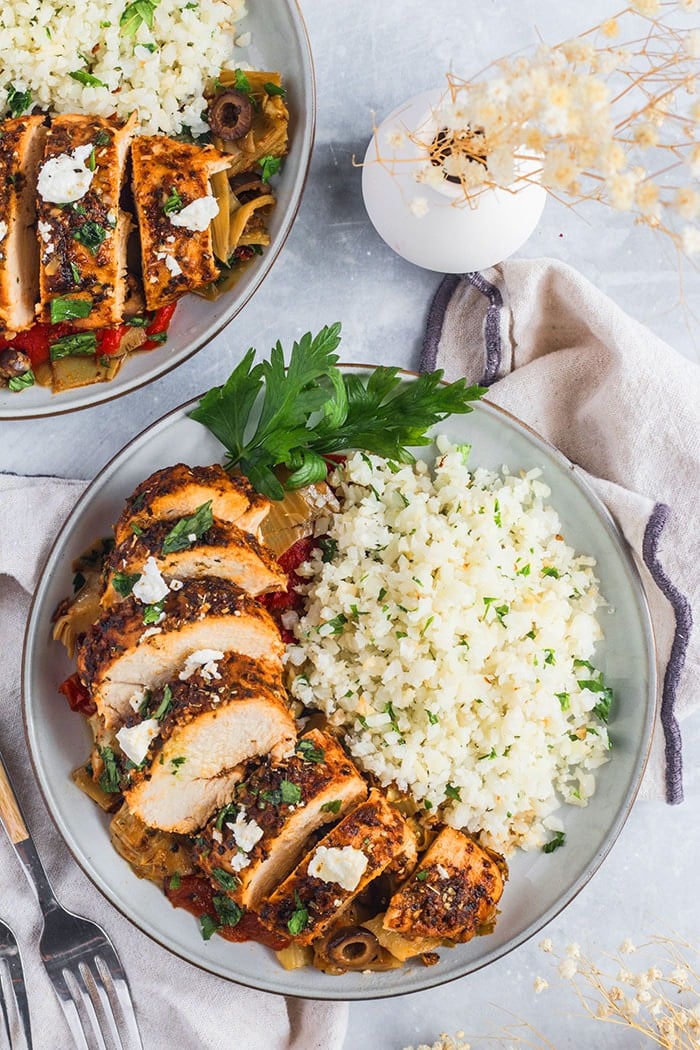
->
xmin=0 ymin=0 xmax=315 ymax=420
xmin=22 ymin=368 xmax=656 ymax=999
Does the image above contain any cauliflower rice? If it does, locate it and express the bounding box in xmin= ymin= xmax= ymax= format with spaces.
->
xmin=287 ymin=438 xmax=613 ymax=855
xmin=0 ymin=0 xmax=248 ymax=135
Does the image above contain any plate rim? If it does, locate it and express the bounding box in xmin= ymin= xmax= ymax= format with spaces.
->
xmin=21 ymin=365 xmax=658 ymax=999
xmin=0 ymin=0 xmax=317 ymax=421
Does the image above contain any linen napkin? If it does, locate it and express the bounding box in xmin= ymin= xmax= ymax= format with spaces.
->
xmin=0 ymin=476 xmax=348 ymax=1050
xmin=421 ymin=257 xmax=699 ymax=804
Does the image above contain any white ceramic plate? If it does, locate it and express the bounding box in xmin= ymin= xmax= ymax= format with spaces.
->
xmin=0 ymin=0 xmax=315 ymax=420
xmin=23 ymin=370 xmax=656 ymax=999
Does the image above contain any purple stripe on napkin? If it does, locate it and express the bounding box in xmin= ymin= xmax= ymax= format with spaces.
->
xmin=643 ymin=504 xmax=691 ymax=805
xmin=421 ymin=273 xmax=503 ymax=384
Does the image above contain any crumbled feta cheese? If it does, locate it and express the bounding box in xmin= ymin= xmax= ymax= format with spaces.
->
xmin=226 ymin=806 xmax=264 ymax=854
xmin=307 ymin=845 xmax=368 ymax=891
xmin=156 ymin=251 xmax=183 ymax=277
xmin=138 ymin=626 xmax=163 ymax=643
xmin=169 ymin=195 xmax=219 ymax=232
xmin=116 ymin=718 xmax=160 ymax=765
xmin=132 ymin=556 xmax=169 ymax=604
xmin=128 ymin=690 xmax=147 ymax=713
xmin=169 ymin=578 xmax=184 ymax=591
xmin=178 ymin=650 xmax=224 ymax=682
xmin=37 ymin=221 xmax=52 ymax=244
xmin=37 ymin=144 xmax=95 ymax=204
xmin=436 ymin=864 xmax=449 ymax=879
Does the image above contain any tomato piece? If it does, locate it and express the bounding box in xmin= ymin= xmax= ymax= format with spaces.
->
xmin=97 ymin=325 xmax=130 ymax=356
xmin=164 ymin=874 xmax=288 ymax=949
xmin=141 ymin=302 xmax=178 ymax=350
xmin=58 ymin=673 xmax=97 ymax=716
xmin=1 ymin=323 xmax=71 ymax=368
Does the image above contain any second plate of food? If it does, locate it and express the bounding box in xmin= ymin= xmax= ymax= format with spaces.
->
xmin=0 ymin=0 xmax=315 ymax=418
xmin=23 ymin=365 xmax=656 ymax=999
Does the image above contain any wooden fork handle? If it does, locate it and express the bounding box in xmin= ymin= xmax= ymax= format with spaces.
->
xmin=0 ymin=751 xmax=30 ymax=845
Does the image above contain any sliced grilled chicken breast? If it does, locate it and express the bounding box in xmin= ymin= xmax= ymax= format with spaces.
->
xmin=35 ymin=113 xmax=136 ymax=327
xmin=76 ymin=576 xmax=283 ymax=728
xmin=131 ymin=136 xmax=230 ymax=310
xmin=383 ymin=827 xmax=506 ymax=943
xmin=101 ymin=517 xmax=286 ymax=607
xmin=113 ymin=464 xmax=269 ymax=546
xmin=259 ymin=790 xmax=413 ymax=946
xmin=196 ymin=729 xmax=368 ymax=910
xmin=122 ymin=653 xmax=295 ymax=833
xmin=0 ymin=115 xmax=47 ymax=331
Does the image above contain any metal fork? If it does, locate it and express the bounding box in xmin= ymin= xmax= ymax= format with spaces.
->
xmin=0 ymin=916 xmax=32 ymax=1049
xmin=0 ymin=748 xmax=143 ymax=1050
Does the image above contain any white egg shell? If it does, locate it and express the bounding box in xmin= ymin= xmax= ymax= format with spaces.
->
xmin=361 ymin=89 xmax=547 ymax=273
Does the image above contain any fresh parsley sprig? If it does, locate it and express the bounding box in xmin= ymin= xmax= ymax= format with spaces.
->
xmin=189 ymin=323 xmax=486 ymax=501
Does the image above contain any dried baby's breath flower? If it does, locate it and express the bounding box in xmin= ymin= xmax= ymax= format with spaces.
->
xmin=372 ymin=1 xmax=700 ymax=262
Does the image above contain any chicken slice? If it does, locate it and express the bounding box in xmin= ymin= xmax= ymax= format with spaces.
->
xmin=122 ymin=653 xmax=295 ymax=833
xmin=383 ymin=826 xmax=507 ymax=943
xmin=113 ymin=464 xmax=269 ymax=546
xmin=101 ymin=516 xmax=286 ymax=607
xmin=131 ymin=136 xmax=230 ymax=310
xmin=196 ymin=729 xmax=368 ymax=910
xmin=35 ymin=113 xmax=136 ymax=327
xmin=0 ymin=116 xmax=47 ymax=331
xmin=76 ymin=576 xmax=283 ymax=728
xmin=259 ymin=789 xmax=414 ymax=946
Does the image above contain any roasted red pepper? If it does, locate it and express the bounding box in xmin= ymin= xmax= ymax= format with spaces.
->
xmin=164 ymin=874 xmax=288 ymax=950
xmin=141 ymin=302 xmax=178 ymax=350
xmin=58 ymin=673 xmax=97 ymax=717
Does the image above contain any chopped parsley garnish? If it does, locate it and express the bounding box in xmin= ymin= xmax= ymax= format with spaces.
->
xmin=153 ymin=684 xmax=173 ymax=721
xmin=69 ymin=69 xmax=107 ymax=88
xmin=120 ymin=0 xmax=161 ymax=37
xmin=556 ymin=691 xmax=571 ymax=711
xmin=542 ymin=566 xmax=560 ymax=578
xmin=259 ymin=154 xmax=282 ymax=182
xmin=8 ymin=371 xmax=35 ymax=392
xmin=161 ymin=501 xmax=213 ymax=554
xmin=264 ymin=81 xmax=286 ymax=97
xmin=111 ymin=570 xmax=141 ymax=597
xmin=280 ymin=779 xmax=301 ymax=805
xmin=415 ymin=870 xmax=429 ymax=881
xmin=287 ymin=892 xmax=309 ymax=936
xmin=189 ymin=323 xmax=485 ymax=501
xmin=215 ymin=802 xmax=237 ymax=831
xmin=73 ymin=221 xmax=108 ymax=255
xmin=211 ymin=867 xmax=239 ymax=891
xmin=320 ymin=799 xmax=342 ymax=814
xmin=98 ymin=746 xmax=121 ymax=794
xmin=163 ymin=185 xmax=183 ymax=215
xmin=233 ymin=68 xmax=252 ymax=93
xmin=143 ymin=599 xmax=165 ymax=625
xmin=543 ymin=831 xmax=566 ymax=853
xmin=199 ymin=914 xmax=217 ymax=940
xmin=317 ymin=536 xmax=338 ymax=563
xmin=94 ymin=129 xmax=111 ymax=146
xmin=169 ymin=756 xmax=187 ymax=774
xmin=6 ymin=83 xmax=32 ymax=117
xmin=69 ymin=261 xmax=81 ymax=284
xmin=444 ymin=782 xmax=462 ymax=801
xmin=426 ymin=709 xmax=439 ymax=725
xmin=169 ymin=872 xmax=181 ymax=890
xmin=49 ymin=332 xmax=97 ymax=360
xmin=50 ymin=296 xmax=93 ymax=323
xmin=213 ymin=895 xmax=242 ymax=928
xmin=323 ymin=614 xmax=347 ymax=635
xmin=295 ymin=739 xmax=325 ymax=763
xmin=576 ymin=668 xmax=614 ymax=723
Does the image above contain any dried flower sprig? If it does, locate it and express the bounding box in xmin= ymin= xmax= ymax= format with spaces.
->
xmin=535 ymin=933 xmax=700 ymax=1047
xmin=392 ymin=1 xmax=700 ymax=256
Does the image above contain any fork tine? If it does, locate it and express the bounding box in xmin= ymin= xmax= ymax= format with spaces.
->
xmin=78 ymin=960 xmax=123 ymax=1050
xmin=64 ymin=966 xmax=109 ymax=1050
xmin=49 ymin=967 xmax=91 ymax=1050
xmin=0 ymin=938 xmax=32 ymax=1050
xmin=94 ymin=954 xmax=142 ymax=1050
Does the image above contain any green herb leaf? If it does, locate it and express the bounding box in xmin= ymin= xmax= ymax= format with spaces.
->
xmin=69 ymin=69 xmax=107 ymax=88
xmin=280 ymin=779 xmax=302 ymax=805
xmin=264 ymin=82 xmax=286 ymax=97
xmin=543 ymin=830 xmax=566 ymax=853
xmin=50 ymin=296 xmax=93 ymax=323
xmin=98 ymin=746 xmax=121 ymax=794
xmin=444 ymin=782 xmax=462 ymax=801
xmin=163 ymin=185 xmax=183 ymax=215
xmin=153 ymin=683 xmax=173 ymax=721
xmin=169 ymin=872 xmax=181 ymax=890
xmin=73 ymin=221 xmax=107 ymax=255
xmin=161 ymin=501 xmax=213 ymax=554
xmin=6 ymin=83 xmax=32 ymax=117
xmin=211 ymin=867 xmax=239 ymax=891
xmin=295 ymin=739 xmax=325 ymax=763
xmin=120 ymin=0 xmax=161 ymax=37
xmin=49 ymin=332 xmax=97 ymax=360
xmin=94 ymin=129 xmax=111 ymax=146
xmin=199 ymin=913 xmax=217 ymax=940
xmin=111 ymin=570 xmax=141 ymax=597
xmin=287 ymin=892 xmax=308 ymax=936
xmin=233 ymin=69 xmax=252 ymax=93
xmin=320 ymin=799 xmax=342 ymax=814
xmin=189 ymin=324 xmax=485 ymax=500
xmin=213 ymin=895 xmax=242 ymax=928
xmin=143 ymin=599 xmax=165 ymax=625
xmin=215 ymin=802 xmax=237 ymax=831
xmin=259 ymin=154 xmax=282 ymax=182
xmin=8 ymin=371 xmax=35 ymax=392
xmin=416 ymin=869 xmax=429 ymax=881
xmin=69 ymin=261 xmax=81 ymax=284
